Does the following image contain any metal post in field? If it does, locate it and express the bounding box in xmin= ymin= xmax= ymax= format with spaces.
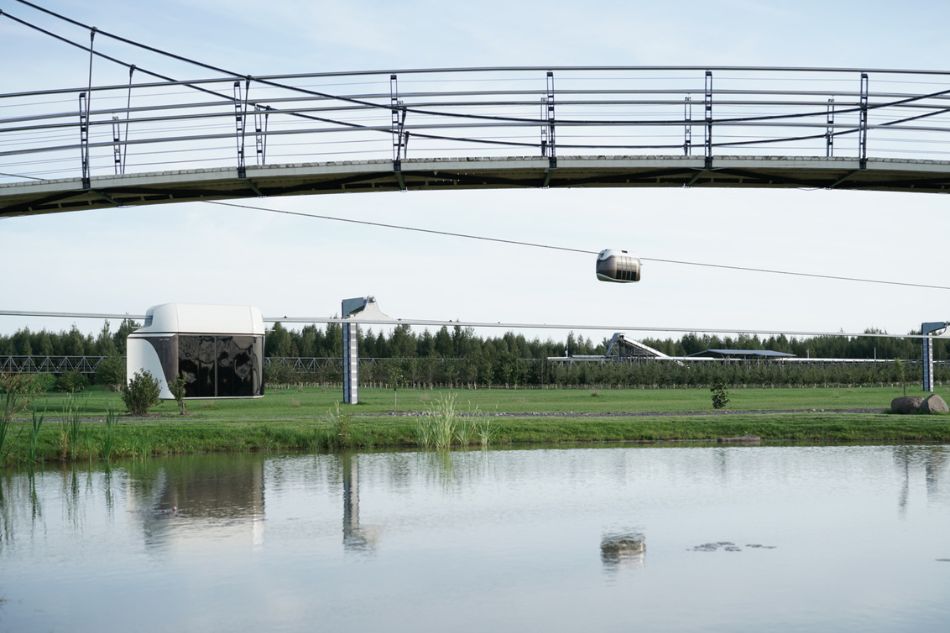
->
xmin=342 ymin=297 xmax=390 ymax=404
xmin=921 ymin=321 xmax=948 ymax=392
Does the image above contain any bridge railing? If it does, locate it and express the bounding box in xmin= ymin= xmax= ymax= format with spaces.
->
xmin=3 ymin=66 xmax=950 ymax=183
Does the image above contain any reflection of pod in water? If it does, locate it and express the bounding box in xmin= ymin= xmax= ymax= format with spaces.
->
xmin=596 ymin=249 xmax=641 ymax=283
xmin=601 ymin=532 xmax=646 ymax=567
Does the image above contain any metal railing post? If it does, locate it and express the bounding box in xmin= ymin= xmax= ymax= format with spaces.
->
xmin=858 ymin=73 xmax=869 ymax=168
xmin=254 ymin=105 xmax=270 ymax=166
xmin=684 ymin=96 xmax=692 ymax=156
xmin=704 ymin=71 xmax=713 ymax=169
xmin=391 ymin=74 xmax=407 ymax=188
xmin=78 ymin=92 xmax=90 ymax=188
xmin=233 ymin=79 xmax=250 ymax=178
xmin=825 ymin=97 xmax=835 ymax=158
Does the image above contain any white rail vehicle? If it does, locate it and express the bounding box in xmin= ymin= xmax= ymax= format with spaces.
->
xmin=127 ymin=304 xmax=265 ymax=400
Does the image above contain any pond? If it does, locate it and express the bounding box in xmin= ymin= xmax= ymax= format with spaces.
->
xmin=1 ymin=445 xmax=949 ymax=632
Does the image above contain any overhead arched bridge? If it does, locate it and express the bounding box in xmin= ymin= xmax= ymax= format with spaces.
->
xmin=5 ymin=66 xmax=950 ymax=217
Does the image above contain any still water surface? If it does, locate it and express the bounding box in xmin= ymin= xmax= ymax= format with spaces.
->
xmin=1 ymin=445 xmax=949 ymax=632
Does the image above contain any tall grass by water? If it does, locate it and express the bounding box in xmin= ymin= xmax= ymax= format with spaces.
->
xmin=102 ymin=409 xmax=117 ymax=462
xmin=417 ymin=395 xmax=495 ymax=450
xmin=27 ymin=411 xmax=44 ymax=465
xmin=59 ymin=395 xmax=83 ymax=460
xmin=322 ymin=403 xmax=352 ymax=450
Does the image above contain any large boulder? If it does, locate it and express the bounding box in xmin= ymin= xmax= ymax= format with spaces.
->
xmin=891 ymin=396 xmax=924 ymax=414
xmin=920 ymin=394 xmax=949 ymax=414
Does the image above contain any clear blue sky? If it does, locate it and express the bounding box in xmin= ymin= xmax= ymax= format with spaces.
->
xmin=1 ymin=0 xmax=948 ymax=340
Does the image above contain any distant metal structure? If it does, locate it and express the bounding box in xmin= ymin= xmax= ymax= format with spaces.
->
xmin=341 ymin=297 xmax=390 ymax=404
xmin=921 ymin=321 xmax=949 ymax=392
xmin=548 ymin=332 xmax=669 ymax=363
xmin=0 ymin=355 xmax=105 ymax=374
xmin=9 ymin=66 xmax=950 ymax=216
xmin=687 ymin=349 xmax=797 ymax=360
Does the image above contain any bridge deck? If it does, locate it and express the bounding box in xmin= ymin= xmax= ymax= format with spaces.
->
xmin=4 ymin=155 xmax=950 ymax=217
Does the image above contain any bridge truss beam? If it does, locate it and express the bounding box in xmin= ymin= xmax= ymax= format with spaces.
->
xmin=4 ymin=156 xmax=950 ymax=217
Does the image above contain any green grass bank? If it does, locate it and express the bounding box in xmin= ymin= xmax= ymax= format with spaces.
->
xmin=2 ymin=385 xmax=948 ymax=466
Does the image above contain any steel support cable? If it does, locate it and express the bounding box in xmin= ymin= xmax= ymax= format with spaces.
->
xmin=10 ymin=3 xmax=950 ymax=158
xmin=0 ymin=170 xmax=45 ymax=180
xmin=0 ymin=10 xmax=388 ymax=131
xmin=9 ymin=2 xmax=561 ymax=127
xmin=23 ymin=1 xmax=939 ymax=131
xmin=0 ymin=10 xmax=546 ymax=152
xmin=206 ymin=200 xmax=950 ymax=292
xmin=0 ymin=9 xmax=471 ymax=150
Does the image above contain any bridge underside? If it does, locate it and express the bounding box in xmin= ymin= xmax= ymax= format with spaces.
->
xmin=3 ymin=155 xmax=950 ymax=218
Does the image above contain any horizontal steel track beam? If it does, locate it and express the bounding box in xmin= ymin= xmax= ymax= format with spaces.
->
xmin=3 ymin=155 xmax=950 ymax=217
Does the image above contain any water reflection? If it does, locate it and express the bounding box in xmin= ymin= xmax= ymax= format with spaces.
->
xmin=600 ymin=531 xmax=646 ymax=571
xmin=126 ymin=455 xmax=266 ymax=551
xmin=892 ymin=445 xmax=950 ymax=516
xmin=341 ymin=452 xmax=379 ymax=553
xmin=1 ymin=445 xmax=950 ymax=633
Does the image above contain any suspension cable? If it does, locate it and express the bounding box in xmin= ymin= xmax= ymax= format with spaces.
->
xmin=205 ymin=200 xmax=950 ymax=291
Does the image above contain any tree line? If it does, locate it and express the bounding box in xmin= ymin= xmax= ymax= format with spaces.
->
xmin=263 ymin=322 xmax=945 ymax=362
xmin=0 ymin=321 xmax=946 ymax=389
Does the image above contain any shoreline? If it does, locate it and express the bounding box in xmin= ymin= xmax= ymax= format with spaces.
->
xmin=2 ymin=385 xmax=947 ymax=466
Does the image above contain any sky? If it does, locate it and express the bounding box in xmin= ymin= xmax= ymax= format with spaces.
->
xmin=1 ymin=0 xmax=949 ymax=342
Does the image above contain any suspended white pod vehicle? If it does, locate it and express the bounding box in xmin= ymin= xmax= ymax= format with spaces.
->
xmin=596 ymin=249 xmax=641 ymax=283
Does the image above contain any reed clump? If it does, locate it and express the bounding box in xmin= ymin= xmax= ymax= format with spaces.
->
xmin=323 ymin=403 xmax=353 ymax=449
xmin=27 ymin=410 xmax=44 ymax=465
xmin=102 ymin=409 xmax=118 ymax=462
xmin=58 ymin=394 xmax=83 ymax=460
xmin=1 ymin=373 xmax=42 ymax=462
xmin=418 ymin=394 xmax=457 ymax=450
xmin=417 ymin=396 xmax=495 ymax=451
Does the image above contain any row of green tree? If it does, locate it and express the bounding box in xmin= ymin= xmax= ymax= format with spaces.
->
xmin=265 ymin=355 xmax=947 ymax=389
xmin=1 ymin=321 xmax=942 ymax=361
xmin=263 ymin=322 xmax=947 ymax=362
xmin=0 ymin=320 xmax=139 ymax=357
xmin=1 ymin=321 xmax=946 ymax=390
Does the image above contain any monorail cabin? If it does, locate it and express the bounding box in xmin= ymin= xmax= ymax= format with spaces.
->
xmin=596 ymin=249 xmax=641 ymax=283
xmin=127 ymin=304 xmax=265 ymax=400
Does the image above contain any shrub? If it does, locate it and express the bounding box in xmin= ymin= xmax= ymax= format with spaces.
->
xmin=56 ymin=370 xmax=88 ymax=393
xmin=323 ymin=402 xmax=352 ymax=449
xmin=122 ymin=370 xmax=161 ymax=416
xmin=95 ymin=355 xmax=126 ymax=390
xmin=170 ymin=374 xmax=187 ymax=415
xmin=2 ymin=373 xmax=43 ymax=463
xmin=33 ymin=373 xmax=57 ymax=392
xmin=1 ymin=373 xmax=43 ymax=419
xmin=263 ymin=362 xmax=298 ymax=386
xmin=711 ymin=382 xmax=730 ymax=409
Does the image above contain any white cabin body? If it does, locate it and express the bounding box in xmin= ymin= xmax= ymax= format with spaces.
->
xmin=127 ymin=303 xmax=265 ymax=400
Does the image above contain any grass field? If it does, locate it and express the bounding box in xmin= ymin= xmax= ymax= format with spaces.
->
xmin=1 ymin=385 xmax=947 ymax=466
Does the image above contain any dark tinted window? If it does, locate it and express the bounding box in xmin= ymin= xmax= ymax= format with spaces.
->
xmin=216 ymin=336 xmax=261 ymax=397
xmin=144 ymin=336 xmax=177 ymax=385
xmin=178 ymin=335 xmax=263 ymax=397
xmin=179 ymin=335 xmax=216 ymax=397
